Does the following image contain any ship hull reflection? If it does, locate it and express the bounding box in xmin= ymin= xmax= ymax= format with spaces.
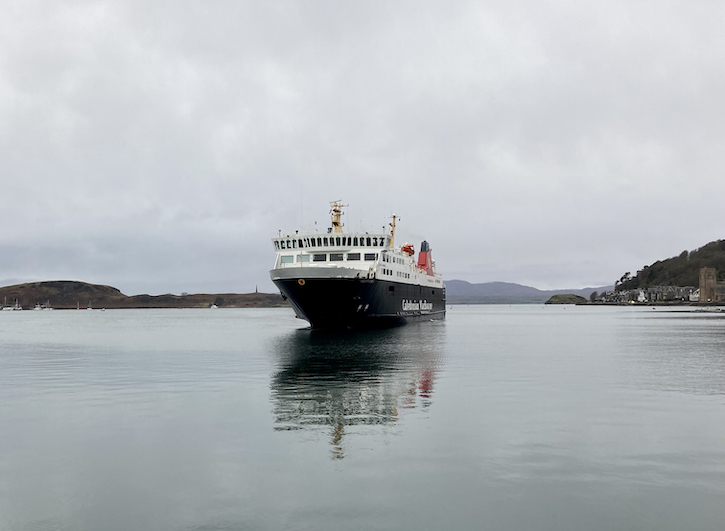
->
xmin=270 ymin=325 xmax=444 ymax=458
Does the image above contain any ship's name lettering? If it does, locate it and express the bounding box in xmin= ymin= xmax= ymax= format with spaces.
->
xmin=402 ymin=299 xmax=433 ymax=311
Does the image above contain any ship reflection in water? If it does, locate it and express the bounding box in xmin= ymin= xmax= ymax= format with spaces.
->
xmin=270 ymin=324 xmax=445 ymax=459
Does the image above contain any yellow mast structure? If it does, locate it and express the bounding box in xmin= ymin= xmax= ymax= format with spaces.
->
xmin=330 ymin=200 xmax=347 ymax=233
xmin=389 ymin=214 xmax=397 ymax=248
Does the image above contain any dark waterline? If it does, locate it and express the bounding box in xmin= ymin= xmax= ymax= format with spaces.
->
xmin=1 ymin=306 xmax=724 ymax=530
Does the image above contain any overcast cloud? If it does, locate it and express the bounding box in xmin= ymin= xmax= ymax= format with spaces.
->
xmin=1 ymin=0 xmax=724 ymax=294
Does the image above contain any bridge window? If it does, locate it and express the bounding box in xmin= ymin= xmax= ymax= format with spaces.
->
xmin=353 ymin=237 xmax=358 ymax=246
xmin=366 ymin=237 xmax=371 ymax=246
xmin=330 ymin=253 xmax=343 ymax=261
xmin=298 ymin=239 xmax=303 ymax=248
xmin=316 ymin=237 xmax=322 ymax=246
xmin=364 ymin=253 xmax=377 ymax=261
xmin=313 ymin=254 xmax=326 ymax=262
xmin=347 ymin=253 xmax=360 ymax=261
xmin=323 ymin=237 xmax=328 ymax=246
xmin=274 ymin=241 xmax=280 ymax=250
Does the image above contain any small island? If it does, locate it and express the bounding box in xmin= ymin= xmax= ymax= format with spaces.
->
xmin=545 ymin=294 xmax=588 ymax=305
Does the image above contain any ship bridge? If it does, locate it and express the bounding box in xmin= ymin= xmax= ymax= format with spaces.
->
xmin=272 ymin=232 xmax=390 ymax=268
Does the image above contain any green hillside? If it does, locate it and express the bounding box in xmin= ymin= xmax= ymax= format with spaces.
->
xmin=616 ymin=240 xmax=725 ymax=291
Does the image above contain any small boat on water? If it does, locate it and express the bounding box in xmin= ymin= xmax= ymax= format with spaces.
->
xmin=1 ymin=298 xmax=22 ymax=311
xmin=33 ymin=300 xmax=54 ymax=310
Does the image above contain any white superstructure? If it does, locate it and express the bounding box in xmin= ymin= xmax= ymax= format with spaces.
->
xmin=270 ymin=202 xmax=443 ymax=288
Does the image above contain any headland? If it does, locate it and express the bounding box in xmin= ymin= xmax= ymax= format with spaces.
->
xmin=0 ymin=281 xmax=286 ymax=309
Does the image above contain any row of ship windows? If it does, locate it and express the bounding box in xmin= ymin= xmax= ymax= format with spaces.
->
xmin=280 ymin=252 xmax=378 ymax=264
xmin=382 ymin=254 xmax=405 ymax=265
xmin=381 ymin=268 xmax=411 ymax=279
xmin=275 ymin=236 xmax=386 ymax=250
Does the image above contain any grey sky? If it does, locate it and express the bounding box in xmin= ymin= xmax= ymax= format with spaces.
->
xmin=2 ymin=0 xmax=723 ymax=294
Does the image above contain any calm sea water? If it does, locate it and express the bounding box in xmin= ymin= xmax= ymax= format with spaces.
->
xmin=1 ymin=305 xmax=724 ymax=530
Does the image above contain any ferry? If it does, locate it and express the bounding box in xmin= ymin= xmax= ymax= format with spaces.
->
xmin=269 ymin=201 xmax=446 ymax=329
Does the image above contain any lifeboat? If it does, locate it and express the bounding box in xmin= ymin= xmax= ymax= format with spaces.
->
xmin=401 ymin=243 xmax=415 ymax=256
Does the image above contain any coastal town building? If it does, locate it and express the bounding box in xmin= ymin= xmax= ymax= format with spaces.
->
xmin=600 ymin=285 xmax=696 ymax=303
xmin=600 ymin=267 xmax=724 ymax=304
xmin=699 ymin=267 xmax=725 ymax=302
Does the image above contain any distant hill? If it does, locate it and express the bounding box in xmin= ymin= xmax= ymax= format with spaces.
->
xmin=444 ymin=280 xmax=613 ymax=304
xmin=0 ymin=281 xmax=286 ymax=309
xmin=617 ymin=239 xmax=725 ymax=291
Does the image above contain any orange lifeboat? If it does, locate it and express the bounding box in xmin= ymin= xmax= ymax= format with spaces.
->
xmin=401 ymin=243 xmax=415 ymax=256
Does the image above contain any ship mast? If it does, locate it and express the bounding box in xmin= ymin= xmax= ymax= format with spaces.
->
xmin=389 ymin=214 xmax=397 ymax=248
xmin=330 ymin=200 xmax=347 ymax=233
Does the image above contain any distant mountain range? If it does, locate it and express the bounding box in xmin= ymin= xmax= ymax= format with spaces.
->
xmin=0 ymin=279 xmax=612 ymax=308
xmin=444 ymin=280 xmax=613 ymax=304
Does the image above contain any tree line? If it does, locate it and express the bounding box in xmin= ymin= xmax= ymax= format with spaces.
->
xmin=616 ymin=240 xmax=725 ymax=291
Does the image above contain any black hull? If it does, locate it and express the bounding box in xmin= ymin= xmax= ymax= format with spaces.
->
xmin=273 ymin=277 xmax=446 ymax=329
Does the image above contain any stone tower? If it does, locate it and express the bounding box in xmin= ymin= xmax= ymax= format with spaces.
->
xmin=699 ymin=267 xmax=717 ymax=302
